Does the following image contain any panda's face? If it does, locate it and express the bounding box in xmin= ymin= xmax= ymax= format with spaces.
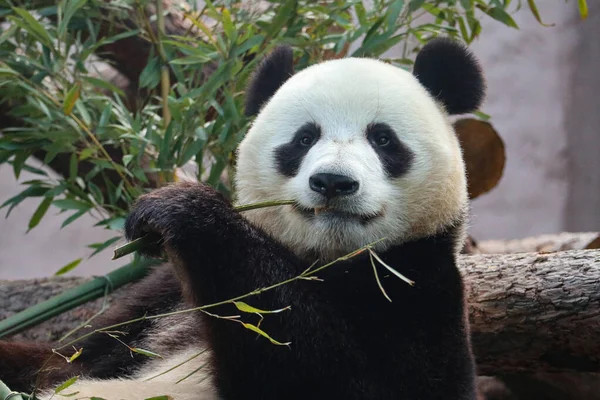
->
xmin=235 ymin=57 xmax=469 ymax=260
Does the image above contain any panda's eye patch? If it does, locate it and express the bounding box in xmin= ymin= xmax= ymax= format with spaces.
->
xmin=275 ymin=122 xmax=321 ymax=177
xmin=367 ymin=122 xmax=414 ymax=178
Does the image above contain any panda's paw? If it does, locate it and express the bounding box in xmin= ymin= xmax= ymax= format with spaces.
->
xmin=124 ymin=182 xmax=233 ymax=257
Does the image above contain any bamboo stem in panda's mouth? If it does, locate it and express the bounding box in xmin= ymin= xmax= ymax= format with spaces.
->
xmin=112 ymin=199 xmax=296 ymax=260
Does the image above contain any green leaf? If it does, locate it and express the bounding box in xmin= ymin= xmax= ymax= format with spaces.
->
xmin=234 ymin=34 xmax=264 ymax=56
xmin=68 ymin=347 xmax=83 ymax=363
xmin=28 ymin=196 xmax=53 ymax=231
xmin=55 ymin=259 xmax=82 ymax=276
xmin=53 ymin=199 xmax=91 ymax=211
xmin=79 ymin=148 xmax=95 ymax=161
xmin=459 ymin=0 xmax=473 ymax=10
xmin=240 ymin=322 xmax=291 ymax=346
xmin=384 ymin=0 xmax=405 ymax=31
xmin=54 ymin=376 xmax=79 ymax=393
xmin=69 ymin=152 xmax=78 ymax=181
xmin=484 ymin=7 xmax=519 ymax=28
xmin=82 ymin=76 xmax=125 ymax=97
xmin=221 ymin=7 xmax=235 ymax=40
xmin=11 ymin=7 xmax=53 ymax=48
xmin=577 ymin=0 xmax=588 ymax=20
xmin=144 ymin=397 xmax=173 ymax=400
xmin=63 ymin=83 xmax=81 ymax=115
xmin=170 ymin=55 xmax=211 ymax=65
xmin=233 ymin=301 xmax=291 ymax=315
xmin=408 ymin=0 xmax=426 ymax=12
xmin=61 ymin=210 xmax=87 ymax=229
xmin=139 ymin=56 xmax=161 ymax=89
xmin=88 ymin=236 xmax=121 ymax=258
xmin=131 ymin=348 xmax=163 ymax=358
xmin=178 ymin=139 xmax=205 ymax=166
xmin=0 ymin=139 xmax=52 ymax=150
xmin=526 ymin=0 xmax=553 ymax=26
xmin=58 ymin=0 xmax=88 ymax=37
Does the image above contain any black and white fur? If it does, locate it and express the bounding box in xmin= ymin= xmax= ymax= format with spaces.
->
xmin=0 ymin=38 xmax=485 ymax=400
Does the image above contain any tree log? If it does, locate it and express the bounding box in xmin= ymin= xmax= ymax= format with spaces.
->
xmin=464 ymin=249 xmax=600 ymax=374
xmin=475 ymin=232 xmax=599 ymax=254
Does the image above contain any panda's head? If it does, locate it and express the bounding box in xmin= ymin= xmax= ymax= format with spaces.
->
xmin=235 ymin=39 xmax=485 ymax=260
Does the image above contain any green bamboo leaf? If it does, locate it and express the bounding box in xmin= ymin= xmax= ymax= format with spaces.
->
xmin=88 ymin=236 xmax=121 ymax=258
xmin=54 ymin=376 xmax=79 ymax=394
xmin=526 ymin=0 xmax=554 ymax=27
xmin=484 ymin=7 xmax=519 ymax=28
xmin=68 ymin=347 xmax=83 ymax=363
xmin=82 ymin=76 xmax=125 ymax=97
xmin=178 ymin=139 xmax=205 ymax=166
xmin=58 ymin=0 xmax=88 ymax=37
xmin=53 ymin=199 xmax=91 ymax=211
xmin=63 ymin=83 xmax=81 ymax=115
xmin=144 ymin=397 xmax=173 ymax=400
xmin=459 ymin=0 xmax=473 ymax=10
xmin=170 ymin=55 xmax=211 ymax=65
xmin=61 ymin=210 xmax=86 ymax=229
xmin=408 ymin=0 xmax=426 ymax=12
xmin=384 ymin=0 xmax=405 ymax=31
xmin=577 ymin=0 xmax=588 ymax=20
xmin=0 ymin=24 xmax=17 ymax=46
xmin=54 ymin=259 xmax=82 ymax=276
xmin=233 ymin=34 xmax=264 ymax=56
xmin=28 ymin=196 xmax=53 ymax=231
xmin=221 ymin=7 xmax=235 ymax=40
xmin=240 ymin=322 xmax=291 ymax=346
xmin=233 ymin=301 xmax=291 ymax=315
xmin=69 ymin=153 xmax=78 ymax=181
xmin=0 ymin=139 xmax=51 ymax=150
xmin=139 ymin=56 xmax=161 ymax=89
xmin=11 ymin=7 xmax=53 ymax=48
xmin=12 ymin=151 xmax=29 ymax=179
xmin=79 ymin=148 xmax=95 ymax=161
xmin=131 ymin=348 xmax=163 ymax=358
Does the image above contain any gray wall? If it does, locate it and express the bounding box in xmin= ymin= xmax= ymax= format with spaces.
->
xmin=0 ymin=2 xmax=598 ymax=279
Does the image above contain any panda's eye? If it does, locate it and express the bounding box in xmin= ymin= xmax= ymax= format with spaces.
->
xmin=300 ymin=135 xmax=314 ymax=146
xmin=375 ymin=135 xmax=390 ymax=147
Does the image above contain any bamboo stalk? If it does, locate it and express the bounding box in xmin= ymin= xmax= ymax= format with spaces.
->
xmin=0 ymin=258 xmax=159 ymax=339
xmin=112 ymin=199 xmax=296 ymax=260
xmin=0 ymin=379 xmax=25 ymax=400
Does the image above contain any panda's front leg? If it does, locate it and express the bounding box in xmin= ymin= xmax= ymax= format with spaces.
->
xmin=124 ymin=181 xmax=304 ymax=305
xmin=125 ymin=183 xmax=357 ymax=398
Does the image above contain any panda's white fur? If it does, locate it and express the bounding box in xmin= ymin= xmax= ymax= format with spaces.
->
xmin=236 ymin=57 xmax=468 ymax=261
xmin=31 ymin=47 xmax=475 ymax=400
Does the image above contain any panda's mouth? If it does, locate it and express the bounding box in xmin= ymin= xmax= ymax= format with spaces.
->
xmin=294 ymin=205 xmax=380 ymax=223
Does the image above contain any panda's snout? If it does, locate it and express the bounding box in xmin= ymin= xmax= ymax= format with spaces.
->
xmin=309 ymin=173 xmax=359 ymax=199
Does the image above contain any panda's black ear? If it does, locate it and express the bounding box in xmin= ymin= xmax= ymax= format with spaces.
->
xmin=244 ymin=45 xmax=295 ymax=117
xmin=413 ymin=38 xmax=485 ymax=115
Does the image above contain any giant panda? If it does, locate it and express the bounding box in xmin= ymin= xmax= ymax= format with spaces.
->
xmin=0 ymin=37 xmax=485 ymax=400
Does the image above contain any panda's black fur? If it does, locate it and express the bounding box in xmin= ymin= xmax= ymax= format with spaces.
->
xmin=0 ymin=38 xmax=484 ymax=399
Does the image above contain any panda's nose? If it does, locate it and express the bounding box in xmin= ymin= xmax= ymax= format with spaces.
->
xmin=309 ymin=173 xmax=359 ymax=199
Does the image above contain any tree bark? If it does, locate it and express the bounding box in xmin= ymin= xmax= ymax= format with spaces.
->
xmin=474 ymin=232 xmax=599 ymax=254
xmin=463 ymin=249 xmax=600 ymax=374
